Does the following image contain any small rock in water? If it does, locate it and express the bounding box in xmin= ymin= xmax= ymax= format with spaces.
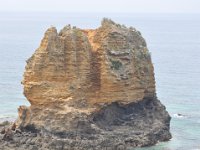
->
xmin=0 ymin=121 xmax=10 ymax=127
xmin=173 ymin=113 xmax=185 ymax=118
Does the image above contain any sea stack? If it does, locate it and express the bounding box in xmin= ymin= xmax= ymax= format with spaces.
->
xmin=16 ymin=18 xmax=171 ymax=149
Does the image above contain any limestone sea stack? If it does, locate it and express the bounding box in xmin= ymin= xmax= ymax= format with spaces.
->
xmin=17 ymin=18 xmax=171 ymax=149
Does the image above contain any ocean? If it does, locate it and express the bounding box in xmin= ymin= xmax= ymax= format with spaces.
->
xmin=0 ymin=12 xmax=200 ymax=150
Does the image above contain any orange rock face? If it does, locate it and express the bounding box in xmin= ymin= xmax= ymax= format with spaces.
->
xmin=15 ymin=19 xmax=171 ymax=149
xmin=23 ymin=18 xmax=155 ymax=107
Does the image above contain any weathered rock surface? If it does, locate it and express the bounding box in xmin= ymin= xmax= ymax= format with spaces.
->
xmin=1 ymin=18 xmax=171 ymax=149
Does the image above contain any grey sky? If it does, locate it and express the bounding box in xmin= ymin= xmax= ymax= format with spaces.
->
xmin=0 ymin=0 xmax=200 ymax=13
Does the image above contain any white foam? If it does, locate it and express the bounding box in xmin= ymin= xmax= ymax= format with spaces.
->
xmin=173 ymin=113 xmax=186 ymax=119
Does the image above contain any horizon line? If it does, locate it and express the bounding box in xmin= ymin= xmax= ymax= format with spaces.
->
xmin=0 ymin=11 xmax=200 ymax=14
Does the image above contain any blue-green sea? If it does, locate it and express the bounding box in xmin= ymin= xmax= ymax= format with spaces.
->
xmin=0 ymin=12 xmax=200 ymax=150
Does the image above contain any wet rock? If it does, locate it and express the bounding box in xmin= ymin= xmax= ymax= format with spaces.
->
xmin=0 ymin=128 xmax=6 ymax=134
xmin=2 ymin=128 xmax=14 ymax=141
xmin=0 ymin=121 xmax=10 ymax=127
xmin=11 ymin=123 xmax=16 ymax=131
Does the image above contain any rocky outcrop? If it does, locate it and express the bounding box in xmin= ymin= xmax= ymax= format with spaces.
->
xmin=7 ymin=18 xmax=171 ymax=149
xmin=22 ymin=19 xmax=155 ymax=106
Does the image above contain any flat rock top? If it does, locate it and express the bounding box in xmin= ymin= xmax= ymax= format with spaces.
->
xmin=23 ymin=18 xmax=155 ymax=108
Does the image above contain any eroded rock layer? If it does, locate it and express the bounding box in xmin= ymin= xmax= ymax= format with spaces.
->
xmin=15 ymin=18 xmax=171 ymax=149
xmin=23 ymin=19 xmax=155 ymax=106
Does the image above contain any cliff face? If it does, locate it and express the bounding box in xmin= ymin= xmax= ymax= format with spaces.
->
xmin=16 ymin=19 xmax=171 ymax=149
xmin=23 ymin=19 xmax=155 ymax=106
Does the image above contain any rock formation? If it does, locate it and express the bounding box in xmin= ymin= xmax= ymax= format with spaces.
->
xmin=11 ymin=18 xmax=171 ymax=149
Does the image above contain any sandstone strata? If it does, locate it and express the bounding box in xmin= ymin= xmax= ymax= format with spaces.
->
xmin=1 ymin=18 xmax=171 ymax=149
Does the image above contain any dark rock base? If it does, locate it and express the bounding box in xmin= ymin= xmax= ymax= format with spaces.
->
xmin=0 ymin=98 xmax=171 ymax=150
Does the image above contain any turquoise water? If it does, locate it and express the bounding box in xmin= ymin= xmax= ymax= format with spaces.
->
xmin=0 ymin=13 xmax=200 ymax=150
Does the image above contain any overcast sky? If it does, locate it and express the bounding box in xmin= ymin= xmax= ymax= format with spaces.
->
xmin=0 ymin=0 xmax=200 ymax=13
